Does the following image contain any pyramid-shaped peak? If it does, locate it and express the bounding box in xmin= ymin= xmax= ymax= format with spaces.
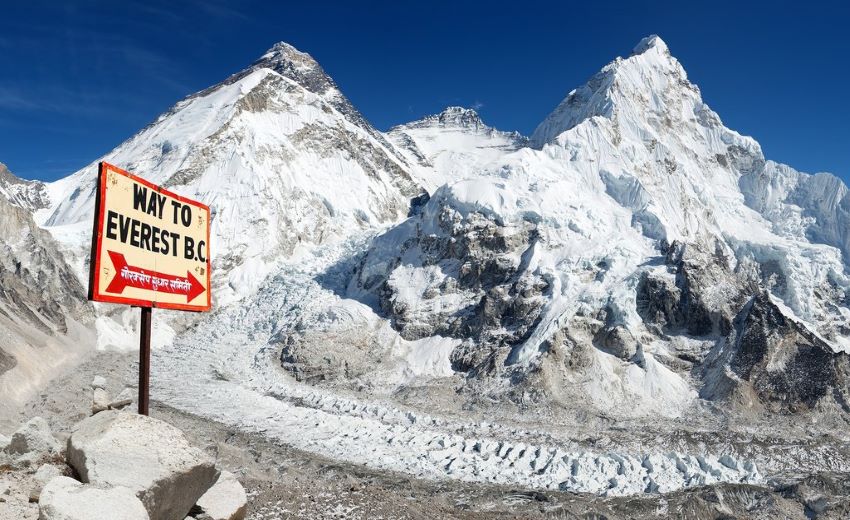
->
xmin=264 ymin=41 xmax=301 ymax=55
xmin=257 ymin=41 xmax=320 ymax=72
xmin=632 ymin=34 xmax=669 ymax=55
xmin=531 ymin=34 xmax=695 ymax=147
xmin=245 ymin=40 xmax=342 ymax=101
xmin=261 ymin=42 xmax=310 ymax=60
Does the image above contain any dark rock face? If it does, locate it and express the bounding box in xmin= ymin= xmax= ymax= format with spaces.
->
xmin=0 ymin=162 xmax=49 ymax=211
xmin=0 ymin=347 xmax=16 ymax=376
xmin=727 ymin=292 xmax=850 ymax=412
xmin=449 ymin=339 xmax=497 ymax=374
xmin=0 ymin=187 xmax=92 ymax=337
xmin=351 ymin=200 xmax=548 ymax=374
xmin=636 ymin=272 xmax=683 ymax=330
xmin=634 ymin=238 xmax=850 ymax=412
xmin=407 ymin=192 xmax=430 ymax=217
xmin=637 ymin=240 xmax=753 ymax=337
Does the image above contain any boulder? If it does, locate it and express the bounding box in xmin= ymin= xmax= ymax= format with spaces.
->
xmin=30 ymin=463 xmax=64 ymax=502
xmin=0 ymin=433 xmax=9 ymax=452
xmin=193 ymin=471 xmax=247 ymax=520
xmin=601 ymin=326 xmax=638 ymax=360
xmin=109 ymin=388 xmax=135 ymax=410
xmin=67 ymin=410 xmax=218 ymax=520
xmin=91 ymin=375 xmax=107 ymax=390
xmin=6 ymin=417 xmax=59 ymax=458
xmin=38 ymin=476 xmax=149 ymax=520
xmin=92 ymin=388 xmax=110 ymax=414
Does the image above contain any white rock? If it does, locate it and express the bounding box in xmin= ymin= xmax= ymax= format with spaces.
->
xmin=91 ymin=375 xmax=107 ymax=390
xmin=194 ymin=471 xmax=247 ymax=520
xmin=92 ymin=388 xmax=110 ymax=414
xmin=38 ymin=476 xmax=149 ymax=520
xmin=0 ymin=433 xmax=9 ymax=452
xmin=67 ymin=410 xmax=218 ymax=520
xmin=109 ymin=388 xmax=135 ymax=410
xmin=6 ymin=417 xmax=59 ymax=457
xmin=30 ymin=463 xmax=64 ymax=501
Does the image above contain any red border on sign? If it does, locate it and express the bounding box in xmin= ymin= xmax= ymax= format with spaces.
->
xmin=88 ymin=162 xmax=212 ymax=312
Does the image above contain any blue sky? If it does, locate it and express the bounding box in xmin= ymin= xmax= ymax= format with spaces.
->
xmin=1 ymin=1 xmax=848 ymax=183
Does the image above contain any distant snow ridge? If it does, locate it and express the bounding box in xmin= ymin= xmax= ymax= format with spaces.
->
xmin=402 ymin=106 xmax=489 ymax=131
xmin=0 ymin=162 xmax=49 ymax=211
xmin=388 ymin=107 xmax=527 ymax=191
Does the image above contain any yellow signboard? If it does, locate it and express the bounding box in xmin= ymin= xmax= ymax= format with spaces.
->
xmin=88 ymin=162 xmax=211 ymax=311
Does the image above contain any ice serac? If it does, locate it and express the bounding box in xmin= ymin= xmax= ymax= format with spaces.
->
xmin=39 ymin=41 xmax=424 ymax=303
xmin=344 ymin=35 xmax=850 ymax=418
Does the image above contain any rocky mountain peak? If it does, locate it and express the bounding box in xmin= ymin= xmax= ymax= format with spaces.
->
xmin=257 ymin=41 xmax=323 ymax=78
xmin=394 ymin=106 xmax=495 ymax=133
xmin=434 ymin=106 xmax=485 ymax=128
xmin=251 ymin=41 xmax=337 ymax=99
xmin=245 ymin=41 xmax=411 ymax=167
xmin=261 ymin=41 xmax=314 ymax=63
xmin=0 ymin=162 xmax=48 ymax=211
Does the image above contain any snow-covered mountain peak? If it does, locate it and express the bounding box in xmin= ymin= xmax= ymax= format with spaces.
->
xmin=232 ymin=41 xmax=345 ymax=111
xmin=253 ymin=41 xmax=332 ymax=93
xmin=387 ymin=107 xmax=527 ymax=190
xmin=393 ymin=106 xmax=490 ymax=132
xmin=430 ymin=106 xmax=485 ymax=129
xmin=631 ymin=34 xmax=669 ymax=55
xmin=0 ymin=162 xmax=48 ymax=212
xmin=38 ymin=41 xmax=423 ymax=304
xmin=359 ymin=32 xmax=850 ymax=409
xmin=260 ymin=41 xmax=311 ymax=62
xmin=246 ymin=42 xmax=410 ymax=166
xmin=530 ymin=34 xmax=694 ymax=147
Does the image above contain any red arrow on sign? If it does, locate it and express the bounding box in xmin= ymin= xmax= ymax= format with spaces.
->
xmin=105 ymin=250 xmax=205 ymax=303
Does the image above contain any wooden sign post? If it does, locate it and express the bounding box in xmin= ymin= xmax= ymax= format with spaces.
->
xmin=88 ymin=162 xmax=211 ymax=415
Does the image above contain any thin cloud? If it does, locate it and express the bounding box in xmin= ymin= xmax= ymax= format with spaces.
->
xmin=0 ymin=87 xmax=42 ymax=110
xmin=0 ymin=81 xmax=164 ymax=122
xmin=118 ymin=44 xmax=195 ymax=94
